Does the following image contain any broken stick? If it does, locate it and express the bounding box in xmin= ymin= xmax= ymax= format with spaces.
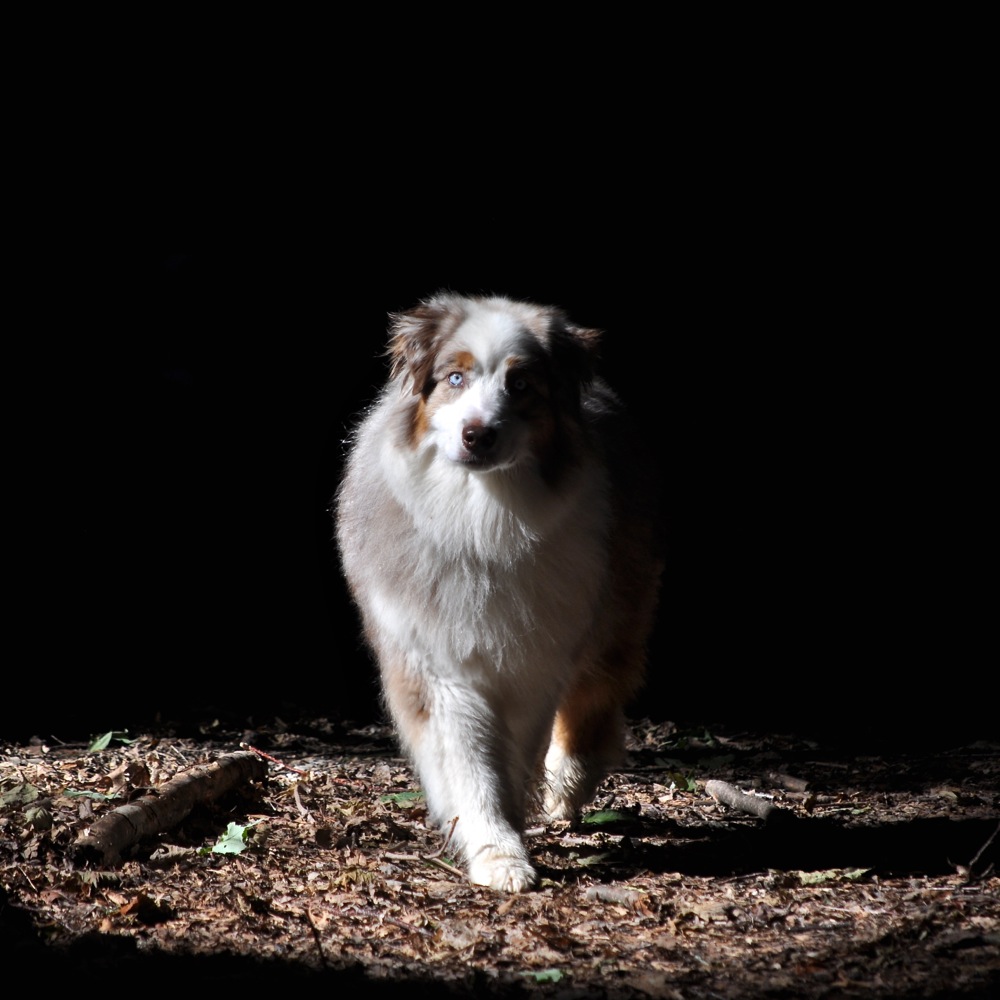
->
xmin=73 ymin=750 xmax=268 ymax=866
xmin=705 ymin=779 xmax=778 ymax=821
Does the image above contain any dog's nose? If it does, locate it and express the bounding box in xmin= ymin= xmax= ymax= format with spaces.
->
xmin=462 ymin=421 xmax=497 ymax=454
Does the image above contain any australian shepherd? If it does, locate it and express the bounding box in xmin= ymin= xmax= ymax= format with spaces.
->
xmin=336 ymin=293 xmax=663 ymax=891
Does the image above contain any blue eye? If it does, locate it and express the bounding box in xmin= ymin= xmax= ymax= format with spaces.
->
xmin=448 ymin=372 xmax=464 ymax=387
xmin=509 ymin=376 xmax=528 ymax=393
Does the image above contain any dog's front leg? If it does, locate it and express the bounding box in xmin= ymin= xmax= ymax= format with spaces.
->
xmin=423 ymin=686 xmax=537 ymax=892
xmin=383 ymin=657 xmax=537 ymax=892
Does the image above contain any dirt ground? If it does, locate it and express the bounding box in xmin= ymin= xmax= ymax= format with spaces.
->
xmin=2 ymin=716 xmax=997 ymax=998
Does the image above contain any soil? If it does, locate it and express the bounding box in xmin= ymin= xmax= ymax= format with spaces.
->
xmin=2 ymin=716 xmax=997 ymax=999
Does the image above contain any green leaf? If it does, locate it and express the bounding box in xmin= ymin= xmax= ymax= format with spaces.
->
xmin=581 ymin=809 xmax=634 ymax=826
xmin=64 ymin=789 xmax=118 ymax=801
xmin=840 ymin=868 xmax=871 ymax=881
xmin=524 ymin=969 xmax=564 ymax=984
xmin=24 ymin=805 xmax=53 ymax=830
xmin=0 ymin=782 xmax=41 ymax=809
xmin=204 ymin=820 xmax=260 ymax=856
xmin=88 ymin=731 xmax=134 ymax=752
xmin=661 ymin=771 xmax=698 ymax=792
xmin=379 ymin=791 xmax=425 ymax=805
xmin=577 ymin=851 xmax=616 ymax=867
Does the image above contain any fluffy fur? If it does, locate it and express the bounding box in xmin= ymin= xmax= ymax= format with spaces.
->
xmin=336 ymin=293 xmax=663 ymax=891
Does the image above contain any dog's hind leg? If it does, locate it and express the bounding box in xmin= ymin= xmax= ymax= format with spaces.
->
xmin=542 ymin=675 xmax=628 ymax=822
xmin=542 ymin=634 xmax=649 ymax=821
xmin=544 ymin=517 xmax=662 ymax=821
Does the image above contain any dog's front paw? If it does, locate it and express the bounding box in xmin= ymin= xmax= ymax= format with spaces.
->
xmin=467 ymin=848 xmax=537 ymax=893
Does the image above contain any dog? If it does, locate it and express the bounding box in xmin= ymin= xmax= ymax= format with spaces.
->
xmin=335 ymin=293 xmax=663 ymax=891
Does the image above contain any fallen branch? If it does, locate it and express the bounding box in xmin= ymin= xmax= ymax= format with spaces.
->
xmin=73 ymin=751 xmax=269 ymax=866
xmin=705 ymin=779 xmax=779 ymax=821
xmin=765 ymin=771 xmax=809 ymax=793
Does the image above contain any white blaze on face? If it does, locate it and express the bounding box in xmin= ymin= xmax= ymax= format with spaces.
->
xmin=432 ymin=378 xmax=488 ymax=462
xmin=429 ymin=307 xmax=534 ymax=466
xmin=458 ymin=304 xmax=528 ymax=365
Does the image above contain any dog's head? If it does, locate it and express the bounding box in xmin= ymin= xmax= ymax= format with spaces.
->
xmin=386 ymin=293 xmax=601 ymax=479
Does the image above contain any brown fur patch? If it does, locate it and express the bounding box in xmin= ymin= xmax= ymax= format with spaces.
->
xmin=551 ymin=679 xmax=625 ymax=762
xmin=446 ymin=350 xmax=475 ymax=375
xmin=404 ymin=350 xmax=476 ymax=448
xmin=409 ymin=395 xmax=430 ymax=446
xmin=381 ymin=654 xmax=430 ymax=750
xmin=387 ymin=300 xmax=468 ymax=394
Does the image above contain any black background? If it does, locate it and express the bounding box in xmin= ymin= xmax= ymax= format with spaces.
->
xmin=9 ymin=196 xmax=993 ymax=749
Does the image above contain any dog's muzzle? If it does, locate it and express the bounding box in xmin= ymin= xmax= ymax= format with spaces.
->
xmin=461 ymin=420 xmax=498 ymax=462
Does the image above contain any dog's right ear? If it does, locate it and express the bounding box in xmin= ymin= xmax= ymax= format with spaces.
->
xmin=386 ymin=297 xmax=465 ymax=396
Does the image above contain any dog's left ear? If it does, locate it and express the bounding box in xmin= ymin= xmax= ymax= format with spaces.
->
xmin=386 ymin=297 xmax=464 ymax=395
xmin=551 ymin=319 xmax=602 ymax=388
xmin=564 ymin=323 xmax=601 ymax=370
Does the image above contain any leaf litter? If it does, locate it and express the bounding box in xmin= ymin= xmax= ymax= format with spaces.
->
xmin=1 ymin=717 xmax=997 ymax=998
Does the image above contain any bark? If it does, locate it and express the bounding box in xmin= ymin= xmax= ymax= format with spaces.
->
xmin=73 ymin=751 xmax=268 ymax=866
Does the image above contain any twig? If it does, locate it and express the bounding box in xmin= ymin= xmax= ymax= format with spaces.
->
xmin=765 ymin=771 xmax=809 ymax=793
xmin=585 ymin=885 xmax=648 ymax=909
xmin=383 ymin=850 xmax=467 ymax=879
xmin=240 ymin=742 xmax=310 ymax=777
xmin=424 ymin=856 xmax=466 ymax=878
xmin=292 ymin=783 xmax=311 ymax=819
xmin=383 ymin=819 xmax=466 ymax=880
xmin=967 ymin=818 xmax=999 ymax=870
xmin=303 ymin=906 xmax=329 ymax=968
xmin=953 ymin=818 xmax=1000 ymax=881
xmin=241 ymin=742 xmax=367 ymax=790
xmin=424 ymin=816 xmax=459 ymax=859
xmin=705 ymin=779 xmax=778 ymax=821
xmin=17 ymin=866 xmax=39 ymax=893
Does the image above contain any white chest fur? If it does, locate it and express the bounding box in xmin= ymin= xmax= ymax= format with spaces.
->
xmin=356 ymin=426 xmax=609 ymax=681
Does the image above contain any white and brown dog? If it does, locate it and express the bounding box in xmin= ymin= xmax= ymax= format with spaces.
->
xmin=336 ymin=293 xmax=663 ymax=891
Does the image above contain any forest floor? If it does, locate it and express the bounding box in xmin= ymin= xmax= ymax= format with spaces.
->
xmin=2 ymin=716 xmax=998 ymax=999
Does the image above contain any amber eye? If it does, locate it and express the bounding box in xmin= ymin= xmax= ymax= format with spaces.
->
xmin=448 ymin=372 xmax=464 ymax=387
